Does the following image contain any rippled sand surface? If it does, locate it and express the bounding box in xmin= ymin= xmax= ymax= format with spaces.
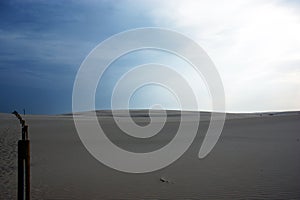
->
xmin=1 ymin=110 xmax=300 ymax=199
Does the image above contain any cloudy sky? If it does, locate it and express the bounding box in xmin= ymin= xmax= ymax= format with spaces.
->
xmin=0 ymin=0 xmax=299 ymax=114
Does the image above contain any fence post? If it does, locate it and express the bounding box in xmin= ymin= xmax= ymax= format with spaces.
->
xmin=17 ymin=140 xmax=24 ymax=200
xmin=13 ymin=111 xmax=30 ymax=200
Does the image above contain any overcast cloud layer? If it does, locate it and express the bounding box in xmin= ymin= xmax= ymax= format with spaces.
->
xmin=0 ymin=0 xmax=299 ymax=114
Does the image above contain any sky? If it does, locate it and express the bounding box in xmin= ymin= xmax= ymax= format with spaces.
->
xmin=0 ymin=0 xmax=299 ymax=114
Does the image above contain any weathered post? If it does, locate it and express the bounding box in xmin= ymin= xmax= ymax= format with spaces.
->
xmin=13 ymin=111 xmax=30 ymax=200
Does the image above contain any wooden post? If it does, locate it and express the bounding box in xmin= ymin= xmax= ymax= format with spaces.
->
xmin=17 ymin=140 xmax=30 ymax=200
xmin=13 ymin=111 xmax=30 ymax=200
xmin=24 ymin=140 xmax=30 ymax=200
xmin=18 ymin=140 xmax=25 ymax=200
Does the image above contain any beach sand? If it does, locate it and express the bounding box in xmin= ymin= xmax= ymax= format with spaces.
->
xmin=1 ymin=110 xmax=300 ymax=199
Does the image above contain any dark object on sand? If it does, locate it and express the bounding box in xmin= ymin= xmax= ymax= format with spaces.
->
xmin=12 ymin=110 xmax=30 ymax=200
xmin=160 ymin=177 xmax=172 ymax=183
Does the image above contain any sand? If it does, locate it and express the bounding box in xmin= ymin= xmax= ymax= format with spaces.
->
xmin=0 ymin=110 xmax=300 ymax=199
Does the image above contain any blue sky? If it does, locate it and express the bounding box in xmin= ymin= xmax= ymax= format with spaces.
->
xmin=0 ymin=0 xmax=155 ymax=114
xmin=0 ymin=0 xmax=299 ymax=114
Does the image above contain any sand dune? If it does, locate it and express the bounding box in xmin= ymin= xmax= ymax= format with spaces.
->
xmin=0 ymin=110 xmax=300 ymax=199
